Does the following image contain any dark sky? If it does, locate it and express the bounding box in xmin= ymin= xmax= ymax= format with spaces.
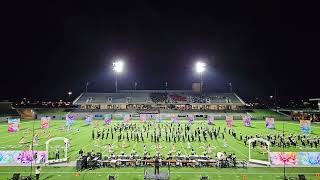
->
xmin=1 ymin=1 xmax=319 ymax=101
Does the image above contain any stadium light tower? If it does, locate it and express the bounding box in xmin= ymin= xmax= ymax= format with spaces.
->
xmin=195 ymin=61 xmax=206 ymax=93
xmin=113 ymin=60 xmax=124 ymax=93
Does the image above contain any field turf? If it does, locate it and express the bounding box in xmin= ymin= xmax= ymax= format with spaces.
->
xmin=0 ymin=118 xmax=319 ymax=180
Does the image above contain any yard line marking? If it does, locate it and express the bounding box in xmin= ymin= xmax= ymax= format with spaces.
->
xmin=67 ymin=128 xmax=99 ymax=158
xmin=0 ymin=124 xmax=86 ymax=152
xmin=228 ymin=141 xmax=249 ymax=159
xmin=0 ymin=121 xmax=85 ymax=144
xmin=179 ymin=142 xmax=188 ymax=156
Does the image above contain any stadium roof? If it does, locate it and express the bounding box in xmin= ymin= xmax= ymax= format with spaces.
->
xmin=73 ymin=91 xmax=245 ymax=105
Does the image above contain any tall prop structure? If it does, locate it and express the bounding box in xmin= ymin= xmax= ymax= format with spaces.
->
xmin=40 ymin=117 xmax=50 ymax=129
xmin=8 ymin=118 xmax=20 ymax=132
xmin=243 ymin=116 xmax=251 ymax=127
xmin=188 ymin=114 xmax=194 ymax=124
xmin=65 ymin=114 xmax=74 ymax=131
xmin=154 ymin=114 xmax=161 ymax=123
xmin=171 ymin=114 xmax=179 ymax=123
xmin=207 ymin=115 xmax=214 ymax=125
xmin=226 ymin=116 xmax=234 ymax=128
xmin=265 ymin=117 xmax=275 ymax=129
xmin=123 ymin=114 xmax=131 ymax=124
xmin=300 ymin=120 xmax=311 ymax=133
xmin=140 ymin=114 xmax=147 ymax=123
xmin=45 ymin=137 xmax=69 ymax=164
xmin=104 ymin=114 xmax=112 ymax=124
xmin=85 ymin=114 xmax=92 ymax=125
xmin=248 ymin=138 xmax=271 ymax=166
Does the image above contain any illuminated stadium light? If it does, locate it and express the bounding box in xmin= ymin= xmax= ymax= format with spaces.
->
xmin=68 ymin=92 xmax=72 ymax=96
xmin=195 ymin=61 xmax=206 ymax=73
xmin=113 ymin=60 xmax=124 ymax=73
xmin=112 ymin=60 xmax=124 ymax=92
xmin=195 ymin=61 xmax=206 ymax=92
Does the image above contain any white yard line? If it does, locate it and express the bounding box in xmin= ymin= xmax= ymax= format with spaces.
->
xmin=225 ymin=136 xmax=249 ymax=159
xmin=67 ymin=141 xmax=93 ymax=159
xmin=0 ymin=123 xmax=83 ymax=146
xmin=179 ymin=142 xmax=188 ymax=156
xmin=67 ymin=127 xmax=102 ymax=159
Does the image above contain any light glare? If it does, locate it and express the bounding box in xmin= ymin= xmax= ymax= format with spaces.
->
xmin=113 ymin=61 xmax=124 ymax=73
xmin=195 ymin=61 xmax=206 ymax=73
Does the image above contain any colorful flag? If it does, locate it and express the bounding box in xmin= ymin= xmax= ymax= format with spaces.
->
xmin=140 ymin=114 xmax=147 ymax=123
xmin=40 ymin=117 xmax=50 ymax=128
xmin=154 ymin=114 xmax=162 ymax=123
xmin=104 ymin=114 xmax=112 ymax=124
xmin=226 ymin=116 xmax=234 ymax=128
xmin=188 ymin=115 xmax=195 ymax=124
xmin=123 ymin=114 xmax=131 ymax=123
xmin=300 ymin=120 xmax=311 ymax=133
xmin=8 ymin=118 xmax=20 ymax=132
xmin=171 ymin=114 xmax=179 ymax=123
xmin=265 ymin=117 xmax=275 ymax=129
xmin=85 ymin=114 xmax=92 ymax=125
xmin=207 ymin=115 xmax=214 ymax=125
xmin=243 ymin=116 xmax=251 ymax=127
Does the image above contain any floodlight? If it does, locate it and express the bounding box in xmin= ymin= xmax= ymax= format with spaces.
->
xmin=194 ymin=61 xmax=206 ymax=93
xmin=112 ymin=60 xmax=124 ymax=92
xmin=113 ymin=61 xmax=124 ymax=73
xmin=195 ymin=61 xmax=206 ymax=73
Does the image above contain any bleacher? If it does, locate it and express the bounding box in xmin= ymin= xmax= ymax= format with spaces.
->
xmin=73 ymin=90 xmax=245 ymax=111
xmin=206 ymin=93 xmax=244 ymax=104
xmin=150 ymin=93 xmax=168 ymax=103
xmin=0 ymin=102 xmax=19 ymax=117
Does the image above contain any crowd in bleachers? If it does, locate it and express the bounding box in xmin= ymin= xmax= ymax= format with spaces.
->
xmin=74 ymin=92 xmax=244 ymax=112
xmin=169 ymin=94 xmax=188 ymax=103
xmin=190 ymin=95 xmax=206 ymax=103
xmin=150 ymin=93 xmax=168 ymax=103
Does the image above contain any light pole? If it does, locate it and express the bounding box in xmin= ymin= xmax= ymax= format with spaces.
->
xmin=195 ymin=61 xmax=206 ymax=93
xmin=112 ymin=60 xmax=124 ymax=93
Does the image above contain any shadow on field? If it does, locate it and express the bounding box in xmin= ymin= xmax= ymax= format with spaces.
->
xmin=247 ymin=126 xmax=256 ymax=128
xmin=42 ymin=175 xmax=54 ymax=179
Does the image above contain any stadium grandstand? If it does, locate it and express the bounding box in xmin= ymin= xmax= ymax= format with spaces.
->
xmin=310 ymin=98 xmax=320 ymax=110
xmin=0 ymin=102 xmax=19 ymax=121
xmin=73 ymin=90 xmax=246 ymax=112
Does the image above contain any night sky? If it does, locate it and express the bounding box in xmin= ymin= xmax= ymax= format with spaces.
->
xmin=1 ymin=1 xmax=319 ymax=101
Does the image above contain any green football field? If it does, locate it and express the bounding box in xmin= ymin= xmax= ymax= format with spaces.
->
xmin=0 ymin=118 xmax=319 ymax=180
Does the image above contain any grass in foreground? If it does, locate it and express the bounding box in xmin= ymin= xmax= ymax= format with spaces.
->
xmin=0 ymin=166 xmax=320 ymax=180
